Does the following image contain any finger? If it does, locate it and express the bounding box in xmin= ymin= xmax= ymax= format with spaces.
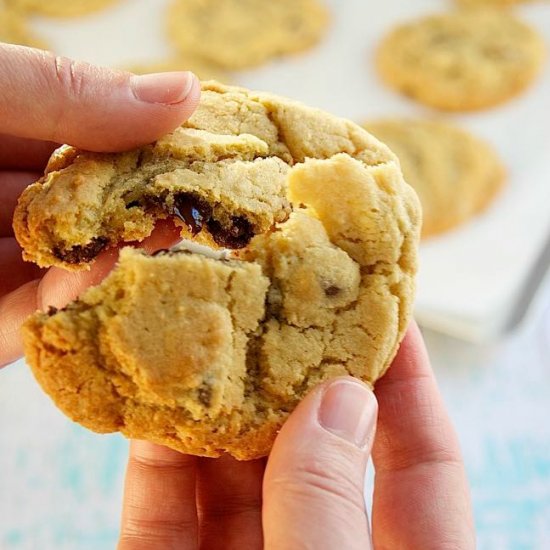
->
xmin=0 ymin=278 xmax=40 ymax=367
xmin=0 ymin=171 xmax=42 ymax=237
xmin=263 ymin=377 xmax=377 ymax=550
xmin=197 ymin=455 xmax=265 ymax=549
xmin=118 ymin=441 xmax=198 ymax=550
xmin=34 ymin=220 xmax=181 ymax=309
xmin=371 ymin=323 xmax=475 ymax=549
xmin=0 ymin=238 xmax=44 ymax=295
xmin=0 ymin=134 xmax=57 ymax=170
xmin=0 ymin=44 xmax=200 ymax=152
xmin=0 ymin=249 xmax=117 ymax=368
xmin=0 ymin=220 xmax=181 ymax=367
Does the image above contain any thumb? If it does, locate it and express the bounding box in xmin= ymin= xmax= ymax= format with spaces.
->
xmin=0 ymin=43 xmax=200 ymax=151
xmin=263 ymin=377 xmax=377 ymax=550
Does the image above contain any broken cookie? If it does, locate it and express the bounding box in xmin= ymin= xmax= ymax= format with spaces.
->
xmin=18 ymin=83 xmax=421 ymax=459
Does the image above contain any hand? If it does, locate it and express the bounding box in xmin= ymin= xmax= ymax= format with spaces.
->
xmin=118 ymin=323 xmax=475 ymax=550
xmin=0 ymin=43 xmax=200 ymax=367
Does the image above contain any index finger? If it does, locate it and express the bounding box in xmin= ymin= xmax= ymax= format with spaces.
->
xmin=119 ymin=441 xmax=198 ymax=550
xmin=371 ymin=322 xmax=475 ymax=549
xmin=0 ymin=220 xmax=181 ymax=367
xmin=0 ymin=44 xmax=200 ymax=152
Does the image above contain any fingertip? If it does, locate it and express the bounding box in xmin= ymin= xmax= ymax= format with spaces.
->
xmin=0 ymin=45 xmax=202 ymax=153
xmin=83 ymin=71 xmax=201 ymax=152
xmin=37 ymin=248 xmax=119 ymax=311
xmin=0 ymin=278 xmax=40 ymax=367
xmin=318 ymin=377 xmax=378 ymax=449
xmin=402 ymin=320 xmax=426 ymax=352
xmin=271 ymin=376 xmax=378 ymax=459
xmin=130 ymin=71 xmax=198 ymax=106
xmin=378 ymin=321 xmax=432 ymax=386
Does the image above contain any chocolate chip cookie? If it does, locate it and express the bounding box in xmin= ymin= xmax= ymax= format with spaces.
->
xmin=19 ymin=83 xmax=421 ymax=459
xmin=376 ymin=9 xmax=545 ymax=111
xmin=364 ymin=119 xmax=505 ymax=237
xmin=5 ymin=0 xmax=119 ymax=17
xmin=166 ymin=0 xmax=330 ymax=70
xmin=0 ymin=3 xmax=48 ymax=48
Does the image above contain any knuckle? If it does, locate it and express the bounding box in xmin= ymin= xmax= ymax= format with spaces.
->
xmin=118 ymin=518 xmax=192 ymax=549
xmin=121 ymin=516 xmax=190 ymax=538
xmin=129 ymin=453 xmax=195 ymax=476
xmin=200 ymin=493 xmax=261 ymax=521
xmin=51 ymin=55 xmax=87 ymax=98
xmin=44 ymin=54 xmax=95 ymax=142
xmin=269 ymin=454 xmax=364 ymax=513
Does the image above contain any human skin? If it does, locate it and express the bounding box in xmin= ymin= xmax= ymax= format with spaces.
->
xmin=0 ymin=42 xmax=199 ymax=367
xmin=118 ymin=324 xmax=475 ymax=550
xmin=0 ymin=43 xmax=475 ymax=550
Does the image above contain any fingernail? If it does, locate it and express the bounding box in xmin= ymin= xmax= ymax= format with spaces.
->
xmin=318 ymin=379 xmax=377 ymax=448
xmin=130 ymin=71 xmax=197 ymax=105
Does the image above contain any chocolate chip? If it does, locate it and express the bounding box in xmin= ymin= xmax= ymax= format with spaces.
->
xmin=170 ymin=193 xmax=254 ymax=249
xmin=324 ymin=285 xmax=341 ymax=297
xmin=53 ymin=236 xmax=109 ymax=264
xmin=47 ymin=306 xmax=58 ymax=316
xmin=208 ymin=216 xmax=254 ymax=249
xmin=197 ymin=383 xmax=212 ymax=407
xmin=143 ymin=195 xmax=164 ymax=209
xmin=173 ymin=193 xmax=212 ymax=236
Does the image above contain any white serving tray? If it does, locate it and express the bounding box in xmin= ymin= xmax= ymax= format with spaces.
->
xmin=31 ymin=0 xmax=550 ymax=342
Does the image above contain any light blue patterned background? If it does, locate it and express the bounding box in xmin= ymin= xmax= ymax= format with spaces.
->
xmin=2 ymin=283 xmax=550 ymax=549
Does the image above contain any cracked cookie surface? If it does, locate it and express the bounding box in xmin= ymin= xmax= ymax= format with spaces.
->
xmin=19 ymin=83 xmax=420 ymax=459
xmin=376 ymin=9 xmax=545 ymax=111
xmin=364 ymin=119 xmax=505 ymax=238
xmin=166 ymin=0 xmax=329 ymax=70
xmin=14 ymin=82 xmax=397 ymax=270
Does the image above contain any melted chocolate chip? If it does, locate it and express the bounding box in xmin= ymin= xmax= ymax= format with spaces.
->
xmin=53 ymin=236 xmax=109 ymax=264
xmin=143 ymin=195 xmax=164 ymax=210
xmin=324 ymin=285 xmax=341 ymax=297
xmin=173 ymin=193 xmax=212 ymax=236
xmin=170 ymin=193 xmax=254 ymax=249
xmin=208 ymin=216 xmax=254 ymax=249
xmin=47 ymin=306 xmax=58 ymax=316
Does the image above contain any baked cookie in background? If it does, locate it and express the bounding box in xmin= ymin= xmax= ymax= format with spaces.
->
xmin=364 ymin=119 xmax=505 ymax=238
xmin=456 ymin=0 xmax=531 ymax=6
xmin=126 ymin=56 xmax=229 ymax=83
xmin=5 ymin=0 xmax=120 ymax=17
xmin=166 ymin=0 xmax=330 ymax=70
xmin=376 ymin=9 xmax=545 ymax=111
xmin=0 ymin=3 xmax=48 ymax=47
xmin=18 ymin=82 xmax=421 ymax=460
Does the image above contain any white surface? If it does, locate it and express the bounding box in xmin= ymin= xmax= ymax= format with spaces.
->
xmin=31 ymin=0 xmax=550 ymax=342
